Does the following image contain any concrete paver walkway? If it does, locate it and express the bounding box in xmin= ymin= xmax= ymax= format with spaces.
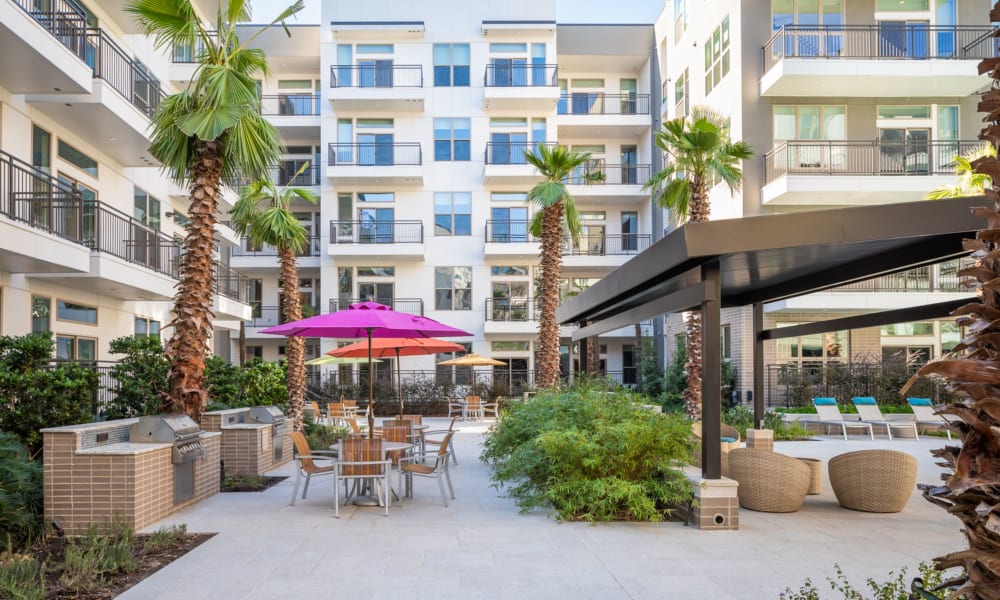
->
xmin=118 ymin=419 xmax=963 ymax=599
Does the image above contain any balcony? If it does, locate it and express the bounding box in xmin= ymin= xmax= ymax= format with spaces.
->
xmin=26 ymin=29 xmax=165 ymax=166
xmin=484 ymin=298 xmax=539 ymax=336
xmin=483 ymin=64 xmax=560 ymax=110
xmin=329 ymin=298 xmax=424 ymax=316
xmin=327 ymin=142 xmax=423 ymax=186
xmin=761 ymin=25 xmax=997 ymax=97
xmin=213 ymin=263 xmax=252 ymax=320
xmin=244 ymin=305 xmax=321 ymax=335
xmin=561 ymin=234 xmax=651 ymax=271
xmin=564 ymin=164 xmax=651 ymax=205
xmin=229 ymin=236 xmax=321 ymax=270
xmin=258 ymin=94 xmax=320 ymax=134
xmin=0 ymin=0 xmax=94 ymax=94
xmin=556 ymin=93 xmax=651 ymax=139
xmin=89 ymin=0 xmax=219 ymax=34
xmin=328 ymin=220 xmax=425 ymax=261
xmin=329 ymin=65 xmax=424 ymax=112
xmin=762 ymin=139 xmax=979 ymax=206
xmin=483 ymin=142 xmax=554 ymax=185
xmin=484 ymin=220 xmax=538 ymax=258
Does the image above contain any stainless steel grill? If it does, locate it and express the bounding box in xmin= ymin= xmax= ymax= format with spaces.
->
xmin=130 ymin=415 xmax=207 ymax=504
xmin=246 ymin=406 xmax=287 ymax=462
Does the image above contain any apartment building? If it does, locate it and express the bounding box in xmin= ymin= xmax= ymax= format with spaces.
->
xmin=656 ymin=0 xmax=992 ymax=401
xmin=210 ymin=0 xmax=665 ymax=388
xmin=0 ymin=0 xmax=251 ymax=362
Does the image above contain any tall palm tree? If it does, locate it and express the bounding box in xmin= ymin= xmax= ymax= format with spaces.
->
xmin=127 ymin=0 xmax=304 ymax=420
xmin=644 ymin=107 xmax=753 ymax=420
xmin=525 ymin=145 xmax=591 ymax=389
xmin=230 ymin=164 xmax=317 ymax=432
xmin=926 ymin=143 xmax=995 ymax=199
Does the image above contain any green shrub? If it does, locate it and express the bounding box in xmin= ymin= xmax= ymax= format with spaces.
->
xmin=204 ymin=356 xmax=242 ymax=406
xmin=0 ymin=553 xmax=44 ymax=600
xmin=0 ymin=433 xmax=43 ymax=549
xmin=143 ymin=523 xmax=187 ymax=554
xmin=722 ymin=406 xmax=812 ymax=441
xmin=106 ymin=336 xmax=169 ymax=419
xmin=241 ymin=359 xmax=287 ymax=408
xmin=59 ymin=522 xmax=138 ymax=593
xmin=780 ymin=562 xmax=949 ymax=599
xmin=304 ymin=424 xmax=351 ymax=451
xmin=481 ymin=382 xmax=694 ymax=522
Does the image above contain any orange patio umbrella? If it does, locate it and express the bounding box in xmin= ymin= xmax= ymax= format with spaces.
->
xmin=328 ymin=337 xmax=466 ymax=415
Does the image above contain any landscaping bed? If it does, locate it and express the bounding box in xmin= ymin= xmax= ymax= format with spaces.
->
xmin=220 ymin=474 xmax=287 ymax=492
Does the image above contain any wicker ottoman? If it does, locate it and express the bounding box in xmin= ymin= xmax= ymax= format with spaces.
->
xmin=727 ymin=448 xmax=811 ymax=513
xmin=828 ymin=450 xmax=917 ymax=513
xmin=795 ymin=458 xmax=822 ymax=495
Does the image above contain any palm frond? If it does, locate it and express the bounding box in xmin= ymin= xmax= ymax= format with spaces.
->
xmin=125 ymin=0 xmax=198 ymax=51
xmin=221 ymin=111 xmax=282 ymax=181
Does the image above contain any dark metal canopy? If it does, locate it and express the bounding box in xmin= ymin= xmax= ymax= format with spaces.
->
xmin=557 ymin=197 xmax=985 ymax=480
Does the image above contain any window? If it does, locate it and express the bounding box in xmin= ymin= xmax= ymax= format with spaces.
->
xmin=492 ymin=341 xmax=530 ymax=352
xmin=358 ymin=192 xmax=394 ymax=203
xmin=357 ymin=267 xmax=394 ymax=277
xmin=433 ymin=118 xmax=471 ymax=161
xmin=674 ymin=0 xmax=686 ymax=40
xmin=876 ymin=0 xmax=928 ymax=10
xmin=878 ymin=105 xmax=931 ymax=120
xmin=31 ymin=295 xmax=50 ymax=333
xmin=491 ymin=192 xmax=528 ymax=202
xmin=32 ymin=125 xmax=51 ymax=173
xmin=436 ymin=342 xmax=473 ymax=385
xmin=57 ymin=300 xmax=97 ymax=324
xmin=57 ymin=140 xmax=98 ymax=178
xmin=57 ymin=173 xmax=97 ymax=202
xmin=135 ymin=316 xmax=161 ymax=337
xmin=881 ymin=322 xmax=934 ymax=336
xmin=776 ymin=326 xmax=848 ymax=365
xmin=434 ymin=192 xmax=472 ymax=236
xmin=773 ymin=105 xmax=846 ymax=141
xmin=941 ymin=321 xmax=961 ymax=352
xmin=721 ymin=324 xmax=731 ymax=360
xmin=491 ymin=266 xmax=528 ymax=276
xmin=56 ymin=336 xmax=96 ymax=361
xmin=674 ymin=69 xmax=689 ymax=117
xmin=435 ymin=267 xmax=472 ymax=310
xmin=704 ymin=16 xmax=731 ymax=95
xmin=246 ymin=345 xmax=263 ymax=360
xmin=433 ymin=44 xmax=470 ymax=86
xmin=133 ymin=187 xmax=161 ymax=231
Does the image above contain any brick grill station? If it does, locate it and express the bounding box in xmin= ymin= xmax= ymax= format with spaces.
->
xmin=201 ymin=407 xmax=293 ymax=476
xmin=42 ymin=419 xmax=221 ymax=535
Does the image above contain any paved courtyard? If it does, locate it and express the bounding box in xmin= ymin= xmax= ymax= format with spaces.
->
xmin=119 ymin=418 xmax=963 ymax=599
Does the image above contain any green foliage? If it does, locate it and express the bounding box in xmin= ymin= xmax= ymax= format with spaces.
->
xmin=106 ymin=336 xmax=169 ymax=419
xmin=639 ymin=337 xmax=664 ymax=398
xmin=481 ymin=382 xmax=694 ymax=521
xmin=0 ymin=434 xmax=43 ymax=550
xmin=0 ymin=334 xmax=96 ymax=457
xmin=722 ymin=406 xmax=812 ymax=442
xmin=0 ymin=553 xmax=43 ymax=600
xmin=204 ymin=356 xmax=242 ymax=406
xmin=142 ymin=523 xmax=187 ymax=554
xmin=303 ymin=422 xmax=351 ymax=450
xmin=774 ymin=360 xmax=954 ymax=409
xmin=780 ymin=562 xmax=949 ymax=599
xmin=241 ymin=359 xmax=287 ymax=409
xmin=221 ymin=473 xmax=267 ymax=489
xmin=59 ymin=523 xmax=137 ymax=593
xmin=662 ymin=345 xmax=737 ymax=411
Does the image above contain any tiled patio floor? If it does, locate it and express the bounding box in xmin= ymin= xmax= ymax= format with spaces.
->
xmin=118 ymin=418 xmax=963 ymax=599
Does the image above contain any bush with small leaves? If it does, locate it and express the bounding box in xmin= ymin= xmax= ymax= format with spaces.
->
xmin=0 ymin=552 xmax=44 ymax=600
xmin=780 ymin=562 xmax=949 ymax=600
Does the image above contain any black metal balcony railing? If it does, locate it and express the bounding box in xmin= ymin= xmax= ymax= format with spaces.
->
xmin=1 ymin=150 xmax=87 ymax=245
xmin=764 ymin=139 xmax=981 ymax=183
xmin=763 ymin=25 xmax=999 ymax=71
xmin=557 ymin=93 xmax=651 ymax=115
xmin=329 ymin=298 xmax=424 ymax=316
xmin=329 ymin=220 xmax=424 ymax=244
xmin=258 ymin=94 xmax=320 ymax=116
xmin=273 ymin=163 xmax=320 ymax=187
xmin=562 ymin=234 xmax=651 ymax=256
xmin=84 ymin=29 xmax=165 ymax=119
xmin=91 ymin=202 xmax=180 ymax=278
xmin=327 ymin=143 xmax=422 ymax=167
xmin=230 ymin=236 xmax=321 ymax=258
xmin=485 ymin=142 xmax=557 ymax=165
xmin=484 ymin=63 xmax=558 ymax=87
xmin=329 ymin=64 xmax=424 ymax=88
xmin=485 ymin=298 xmax=539 ymax=322
xmin=564 ymin=164 xmax=651 ymax=186
xmin=11 ymin=0 xmax=89 ymax=59
xmin=248 ymin=305 xmax=321 ymax=328
xmin=171 ymin=34 xmax=216 ymax=63
xmin=214 ymin=263 xmax=250 ymax=302
xmin=831 ymin=259 xmax=972 ymax=294
xmin=485 ymin=220 xmax=536 ymax=244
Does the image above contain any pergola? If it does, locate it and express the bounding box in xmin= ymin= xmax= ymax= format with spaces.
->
xmin=557 ymin=197 xmax=984 ymax=479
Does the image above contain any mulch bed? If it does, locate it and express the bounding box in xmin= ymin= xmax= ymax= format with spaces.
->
xmin=220 ymin=475 xmax=287 ymax=493
xmin=29 ymin=532 xmax=215 ymax=599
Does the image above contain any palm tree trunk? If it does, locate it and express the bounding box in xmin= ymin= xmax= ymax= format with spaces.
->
xmin=683 ymin=176 xmax=710 ymax=420
xmin=586 ymin=335 xmax=600 ymax=375
xmin=279 ymin=246 xmax=305 ymax=432
xmin=537 ymin=202 xmax=565 ymax=389
xmin=165 ymin=139 xmax=220 ymax=421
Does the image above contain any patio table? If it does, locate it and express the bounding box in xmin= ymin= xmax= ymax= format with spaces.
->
xmin=334 ymin=441 xmax=414 ymax=507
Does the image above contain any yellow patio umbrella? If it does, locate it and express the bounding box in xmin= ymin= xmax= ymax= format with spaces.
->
xmin=437 ymin=354 xmax=510 ymax=396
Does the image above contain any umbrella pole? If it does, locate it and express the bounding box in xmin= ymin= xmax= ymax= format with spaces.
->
xmin=395 ymin=347 xmax=403 ymax=417
xmin=367 ymin=327 xmax=375 ymax=439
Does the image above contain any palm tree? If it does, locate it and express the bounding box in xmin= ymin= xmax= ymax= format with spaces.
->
xmin=127 ymin=0 xmax=304 ymax=420
xmin=230 ymin=164 xmax=317 ymax=432
xmin=525 ymin=145 xmax=591 ymax=389
xmin=925 ymin=143 xmax=995 ymax=199
xmin=644 ymin=106 xmax=753 ymax=420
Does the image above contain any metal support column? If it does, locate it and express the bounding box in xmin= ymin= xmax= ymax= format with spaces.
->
xmin=701 ymin=261 xmax=722 ymax=480
xmin=753 ymin=302 xmax=765 ymax=429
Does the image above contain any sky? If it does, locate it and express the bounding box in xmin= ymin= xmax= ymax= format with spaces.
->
xmin=255 ymin=0 xmax=665 ymax=25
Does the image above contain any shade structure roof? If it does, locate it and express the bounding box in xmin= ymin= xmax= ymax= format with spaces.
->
xmin=260 ymin=302 xmax=473 ymax=339
xmin=327 ymin=337 xmax=465 ymax=359
xmin=557 ymin=197 xmax=984 ymax=335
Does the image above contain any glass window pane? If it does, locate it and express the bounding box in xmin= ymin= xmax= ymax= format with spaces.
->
xmin=876 ymin=0 xmax=928 ymax=10
xmin=798 ymin=106 xmax=821 ymax=139
xmin=435 ymin=268 xmax=451 ymax=288
xmin=878 ymin=105 xmax=931 ymax=119
xmin=433 ymin=44 xmax=450 ymax=65
xmin=57 ymin=141 xmax=98 ymax=177
xmin=453 ymin=65 xmax=470 ymax=86
xmin=773 ymin=0 xmax=794 ymax=30
xmin=31 ymin=296 xmax=50 ymax=333
xmin=57 ymin=301 xmax=97 ymax=324
xmin=490 ymin=43 xmax=527 ymax=53
xmin=77 ymin=339 xmax=96 ymax=361
xmin=357 ymin=44 xmax=393 ymax=54
xmin=822 ymin=106 xmax=846 ymax=139
xmin=453 ymin=44 xmax=470 ymax=64
xmin=774 ymin=106 xmax=796 ymax=140
xmin=56 ymin=337 xmax=74 ymax=360
xmin=938 ymin=106 xmax=959 ymax=141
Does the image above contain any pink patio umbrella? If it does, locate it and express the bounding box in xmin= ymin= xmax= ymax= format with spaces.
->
xmin=328 ymin=337 xmax=466 ymax=416
xmin=261 ymin=302 xmax=472 ymax=436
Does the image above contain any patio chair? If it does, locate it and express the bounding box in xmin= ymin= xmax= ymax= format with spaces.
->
xmin=907 ymin=398 xmax=952 ymax=440
xmin=465 ymin=396 xmax=483 ymax=421
xmin=345 ymin=417 xmax=364 ymax=438
xmin=307 ymin=401 xmax=327 ymax=425
xmin=727 ymin=448 xmax=811 ymax=513
xmin=828 ymin=449 xmax=917 ymax=513
xmin=328 ymin=402 xmax=349 ymax=426
xmin=851 ymin=397 xmax=918 ymax=440
xmin=288 ymin=431 xmax=337 ymax=506
xmin=447 ymin=398 xmax=466 ymax=419
xmin=343 ymin=400 xmax=359 ymax=416
xmin=381 ymin=424 xmax=412 ymax=466
xmin=812 ymin=398 xmax=874 ymax=440
xmin=401 ymin=432 xmax=456 ymax=507
xmin=481 ymin=398 xmax=500 ymax=420
xmin=334 ymin=438 xmax=391 ymax=517
xmin=425 ymin=416 xmax=459 ymax=466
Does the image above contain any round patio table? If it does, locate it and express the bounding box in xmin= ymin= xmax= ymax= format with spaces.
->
xmin=332 ymin=441 xmax=413 ymax=507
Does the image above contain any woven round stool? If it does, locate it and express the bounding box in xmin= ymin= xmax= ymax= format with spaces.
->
xmin=828 ymin=450 xmax=917 ymax=513
xmin=795 ymin=457 xmax=822 ymax=495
